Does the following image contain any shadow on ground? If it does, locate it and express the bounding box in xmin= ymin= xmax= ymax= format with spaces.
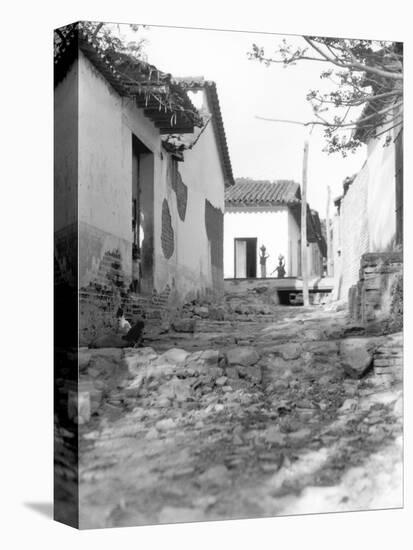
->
xmin=24 ymin=502 xmax=53 ymax=519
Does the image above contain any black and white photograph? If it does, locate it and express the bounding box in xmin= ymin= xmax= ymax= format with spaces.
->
xmin=52 ymin=19 xmax=404 ymax=530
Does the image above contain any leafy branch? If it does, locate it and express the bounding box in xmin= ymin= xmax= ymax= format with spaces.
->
xmin=249 ymin=37 xmax=403 ymax=154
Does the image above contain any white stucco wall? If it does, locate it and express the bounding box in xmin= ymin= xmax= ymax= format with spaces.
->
xmin=157 ymin=90 xmax=226 ymax=299
xmin=76 ymin=51 xmax=225 ymax=300
xmin=333 ymin=127 xmax=397 ymax=300
xmin=366 ymin=134 xmax=396 ymax=252
xmin=288 ymin=210 xmax=301 ymax=276
xmin=224 ymin=207 xmax=291 ymax=278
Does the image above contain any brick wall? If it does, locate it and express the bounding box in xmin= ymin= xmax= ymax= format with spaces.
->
xmin=78 ymin=242 xmax=175 ymax=346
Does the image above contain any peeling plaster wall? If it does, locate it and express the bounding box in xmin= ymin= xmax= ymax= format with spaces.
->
xmin=224 ymin=207 xmax=290 ymax=278
xmin=74 ymin=54 xmax=226 ymax=341
xmin=155 ymin=89 xmax=226 ymax=301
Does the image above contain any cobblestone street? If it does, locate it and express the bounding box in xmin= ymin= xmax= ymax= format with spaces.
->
xmin=72 ymin=289 xmax=403 ymax=529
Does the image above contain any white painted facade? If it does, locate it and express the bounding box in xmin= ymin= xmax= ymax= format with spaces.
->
xmin=224 ymin=206 xmax=302 ymax=278
xmin=332 ymin=124 xmax=399 ymax=300
xmin=74 ymin=50 xmax=226 ymax=302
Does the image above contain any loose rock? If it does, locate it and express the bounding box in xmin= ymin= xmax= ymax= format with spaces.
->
xmin=226 ymin=346 xmax=260 ymax=367
xmin=340 ymin=338 xmax=374 ymax=379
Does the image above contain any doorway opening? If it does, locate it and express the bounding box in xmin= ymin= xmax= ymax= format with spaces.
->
xmin=234 ymin=238 xmax=257 ymax=278
xmin=132 ymin=134 xmax=154 ymax=294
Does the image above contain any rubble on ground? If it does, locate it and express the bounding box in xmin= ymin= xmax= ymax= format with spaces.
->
xmin=73 ymin=292 xmax=403 ymax=528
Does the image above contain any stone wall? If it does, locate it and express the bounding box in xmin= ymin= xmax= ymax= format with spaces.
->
xmin=348 ymin=252 xmax=403 ymax=331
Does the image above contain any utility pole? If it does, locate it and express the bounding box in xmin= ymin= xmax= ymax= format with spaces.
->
xmin=255 ymin=116 xmax=313 ymax=307
xmin=301 ymin=135 xmax=310 ymax=307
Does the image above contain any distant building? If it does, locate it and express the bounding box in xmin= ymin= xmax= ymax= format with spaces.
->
xmin=54 ymin=25 xmax=234 ymax=344
xmin=224 ymin=178 xmax=326 ymax=279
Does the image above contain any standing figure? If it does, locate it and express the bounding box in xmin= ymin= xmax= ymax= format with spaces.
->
xmin=259 ymin=245 xmax=270 ymax=278
xmin=274 ymin=254 xmax=286 ymax=278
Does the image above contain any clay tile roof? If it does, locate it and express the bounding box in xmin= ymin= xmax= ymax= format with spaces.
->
xmin=225 ymin=178 xmax=301 ymax=207
xmin=54 ymin=23 xmax=202 ymax=134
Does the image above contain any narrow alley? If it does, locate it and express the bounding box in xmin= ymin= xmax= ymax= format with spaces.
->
xmin=53 ymin=24 xmax=404 ymax=530
xmin=69 ymin=286 xmax=403 ymax=528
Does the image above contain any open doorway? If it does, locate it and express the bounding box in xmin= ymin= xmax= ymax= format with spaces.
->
xmin=234 ymin=238 xmax=257 ymax=278
xmin=131 ymin=134 xmax=154 ymax=294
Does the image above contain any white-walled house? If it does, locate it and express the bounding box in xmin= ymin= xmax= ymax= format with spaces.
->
xmin=54 ymin=24 xmax=234 ymax=344
xmin=224 ymin=179 xmax=326 ymax=280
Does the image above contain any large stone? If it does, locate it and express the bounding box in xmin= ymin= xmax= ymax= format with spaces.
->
xmin=199 ymin=464 xmax=229 ymax=486
xmin=208 ymin=306 xmax=226 ymax=320
xmin=172 ymin=318 xmax=196 ymax=333
xmin=288 ymin=428 xmax=312 ymax=441
xmin=193 ymin=306 xmax=209 ymax=318
xmin=237 ymin=365 xmax=262 ymax=384
xmin=155 ymin=417 xmax=176 ymax=431
xmin=83 ymin=349 xmax=128 ymax=393
xmin=158 ymin=377 xmax=192 ymax=403
xmin=199 ymin=349 xmax=220 ymax=365
xmin=273 ymin=342 xmax=302 ymax=360
xmin=225 ymin=366 xmax=239 ymax=380
xmin=226 ymin=346 xmax=260 ymax=367
xmin=340 ymin=338 xmax=374 ymax=378
xmin=124 ymin=347 xmax=158 ymax=376
xmin=263 ymin=426 xmax=286 ymax=445
xmin=160 ymin=348 xmax=190 ymax=365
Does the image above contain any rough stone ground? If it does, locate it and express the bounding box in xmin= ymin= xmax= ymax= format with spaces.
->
xmin=75 ymin=290 xmax=403 ymax=529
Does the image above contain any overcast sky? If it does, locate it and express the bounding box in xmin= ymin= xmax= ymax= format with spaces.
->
xmin=136 ymin=24 xmax=367 ymax=216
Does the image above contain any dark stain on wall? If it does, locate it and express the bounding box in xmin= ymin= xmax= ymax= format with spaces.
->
xmin=161 ymin=199 xmax=174 ymax=259
xmin=171 ymin=160 xmax=188 ymax=221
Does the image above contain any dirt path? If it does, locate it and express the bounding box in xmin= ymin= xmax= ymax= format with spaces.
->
xmin=76 ymin=301 xmax=403 ymax=529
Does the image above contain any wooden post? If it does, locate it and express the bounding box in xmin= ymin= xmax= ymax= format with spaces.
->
xmin=326 ymin=185 xmax=333 ymax=276
xmin=301 ymin=136 xmax=310 ymax=307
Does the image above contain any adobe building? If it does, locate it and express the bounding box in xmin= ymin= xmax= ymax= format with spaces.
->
xmin=224 ymin=178 xmax=326 ymax=280
xmin=54 ymin=24 xmax=234 ymax=345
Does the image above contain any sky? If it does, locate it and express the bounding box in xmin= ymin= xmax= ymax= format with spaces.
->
xmin=131 ymin=24 xmax=367 ymax=216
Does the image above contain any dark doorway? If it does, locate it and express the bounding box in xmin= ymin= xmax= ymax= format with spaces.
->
xmin=132 ymin=134 xmax=154 ymax=294
xmin=234 ymin=238 xmax=257 ymax=278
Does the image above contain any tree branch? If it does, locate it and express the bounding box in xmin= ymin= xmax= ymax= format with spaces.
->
xmin=304 ymin=36 xmax=403 ymax=80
